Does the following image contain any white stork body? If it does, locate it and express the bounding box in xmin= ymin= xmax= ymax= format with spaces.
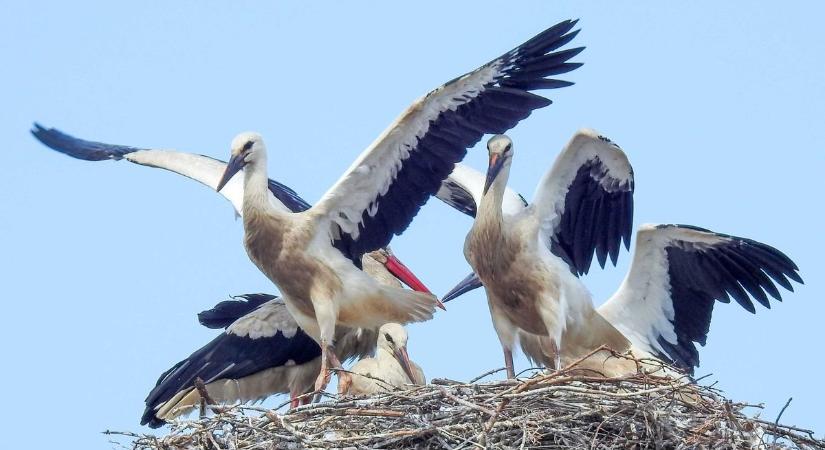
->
xmin=442 ymin=134 xmax=802 ymax=377
xmin=221 ymin=133 xmax=439 ymax=393
xmin=464 ymin=131 xmax=634 ymax=376
xmin=346 ymin=323 xmax=425 ymax=396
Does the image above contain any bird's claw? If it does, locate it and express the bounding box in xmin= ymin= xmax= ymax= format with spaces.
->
xmin=314 ymin=368 xmax=331 ymax=393
xmin=337 ymin=371 xmax=353 ymax=395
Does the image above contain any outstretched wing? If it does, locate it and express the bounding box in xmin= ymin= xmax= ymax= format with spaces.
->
xmin=30 ymin=124 xmax=310 ymax=214
xmin=598 ymin=224 xmax=803 ymax=373
xmin=528 ymin=129 xmax=634 ymax=275
xmin=310 ymin=20 xmax=583 ymax=264
xmin=141 ymin=296 xmax=319 ymax=428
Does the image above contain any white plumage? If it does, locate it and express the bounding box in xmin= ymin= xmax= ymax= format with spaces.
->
xmin=346 ymin=323 xmax=425 ymax=395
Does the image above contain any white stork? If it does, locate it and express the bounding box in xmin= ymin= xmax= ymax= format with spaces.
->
xmin=29 ymin=125 xmax=435 ymax=421
xmin=345 ymin=323 xmax=425 ymax=396
xmin=461 ymin=131 xmax=634 ymax=377
xmin=202 ymin=20 xmax=584 ymax=392
xmin=441 ymin=133 xmax=802 ymax=376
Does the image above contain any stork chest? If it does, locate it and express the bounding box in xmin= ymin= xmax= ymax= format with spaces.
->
xmin=467 ymin=221 xmax=556 ymax=335
xmin=242 ymin=212 xmax=339 ymax=312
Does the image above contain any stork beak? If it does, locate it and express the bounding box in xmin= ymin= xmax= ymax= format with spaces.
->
xmin=394 ymin=346 xmax=420 ymax=385
xmin=216 ymin=153 xmax=245 ymax=192
xmin=383 ymin=254 xmax=445 ymax=310
xmin=483 ymin=153 xmax=504 ymax=194
xmin=442 ymin=271 xmax=483 ymax=303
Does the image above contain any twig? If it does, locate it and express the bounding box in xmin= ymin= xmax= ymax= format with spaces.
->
xmin=438 ymin=386 xmax=496 ymax=417
xmin=113 ymin=360 xmax=824 ymax=450
xmin=469 ymin=367 xmax=507 ymax=383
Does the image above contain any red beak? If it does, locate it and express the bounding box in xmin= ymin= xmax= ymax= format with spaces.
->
xmin=384 ymin=254 xmax=446 ymax=310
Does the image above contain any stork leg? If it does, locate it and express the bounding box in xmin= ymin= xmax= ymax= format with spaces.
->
xmin=311 ymin=300 xmax=353 ymax=396
xmin=548 ymin=338 xmax=561 ymax=371
xmin=313 ymin=340 xmax=333 ymax=393
xmin=327 ymin=346 xmax=352 ymax=395
xmin=289 ymin=393 xmax=299 ymax=409
xmin=489 ymin=297 xmax=518 ymax=379
xmin=503 ymin=348 xmax=516 ymax=379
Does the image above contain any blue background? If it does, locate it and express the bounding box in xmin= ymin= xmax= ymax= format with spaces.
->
xmin=1 ymin=2 xmax=822 ymax=448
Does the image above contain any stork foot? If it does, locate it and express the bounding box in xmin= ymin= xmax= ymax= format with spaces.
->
xmin=337 ymin=371 xmax=353 ymax=395
xmin=313 ymin=368 xmax=331 ymax=394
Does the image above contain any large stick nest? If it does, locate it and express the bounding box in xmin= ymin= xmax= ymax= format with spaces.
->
xmin=112 ymin=361 xmax=823 ymax=449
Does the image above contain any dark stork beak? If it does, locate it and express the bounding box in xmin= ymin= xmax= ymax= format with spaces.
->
xmin=483 ymin=153 xmax=504 ymax=194
xmin=216 ymin=153 xmax=246 ymax=192
xmin=442 ymin=271 xmax=483 ymax=303
xmin=384 ymin=253 xmax=445 ymax=310
xmin=393 ymin=346 xmax=420 ymax=384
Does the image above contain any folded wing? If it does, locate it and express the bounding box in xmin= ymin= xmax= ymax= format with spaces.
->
xmin=141 ymin=295 xmax=319 ymax=428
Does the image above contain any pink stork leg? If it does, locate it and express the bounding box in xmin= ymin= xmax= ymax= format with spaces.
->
xmin=503 ymin=347 xmax=516 ymax=379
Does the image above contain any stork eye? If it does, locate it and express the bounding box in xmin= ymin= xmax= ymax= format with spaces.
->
xmin=242 ymin=140 xmax=254 ymax=152
xmin=384 ymin=333 xmax=394 ymax=345
xmin=504 ymin=143 xmax=512 ymax=152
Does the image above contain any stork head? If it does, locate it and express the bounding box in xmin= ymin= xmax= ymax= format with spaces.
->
xmin=216 ymin=132 xmax=266 ymax=191
xmin=378 ymin=323 xmax=420 ymax=384
xmin=483 ymin=134 xmax=513 ymax=194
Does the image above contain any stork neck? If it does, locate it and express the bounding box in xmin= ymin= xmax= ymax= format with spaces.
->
xmin=376 ymin=346 xmax=402 ymax=370
xmin=478 ymin=161 xmax=511 ymax=225
xmin=242 ymin=158 xmax=271 ymax=211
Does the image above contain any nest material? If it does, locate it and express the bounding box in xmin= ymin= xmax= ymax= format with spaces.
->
xmin=114 ymin=361 xmax=824 ymax=449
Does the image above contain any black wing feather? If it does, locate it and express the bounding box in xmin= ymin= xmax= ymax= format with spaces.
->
xmin=550 ymin=157 xmax=634 ymax=276
xmin=31 ymin=123 xmax=140 ymax=160
xmin=31 ymin=124 xmax=314 ymax=215
xmin=142 ymin=299 xmax=320 ymax=428
xmin=653 ymin=224 xmax=803 ymax=373
xmin=331 ymin=20 xmax=583 ymax=264
xmin=197 ymin=294 xmax=277 ymax=329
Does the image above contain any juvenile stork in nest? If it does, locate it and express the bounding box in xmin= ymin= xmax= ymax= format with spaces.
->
xmin=346 ymin=323 xmax=425 ymax=396
xmin=441 ymin=133 xmax=802 ymax=376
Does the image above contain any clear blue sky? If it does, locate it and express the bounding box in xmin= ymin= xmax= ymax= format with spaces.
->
xmin=2 ymin=2 xmax=823 ymax=448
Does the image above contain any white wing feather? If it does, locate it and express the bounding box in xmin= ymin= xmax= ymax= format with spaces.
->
xmin=311 ymin=65 xmax=501 ymax=238
xmin=437 ymin=163 xmax=527 ymax=216
xmin=528 ymin=128 xmax=633 ymax=239
xmin=598 ymin=224 xmax=729 ymax=357
xmin=226 ymin=299 xmax=301 ymax=339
